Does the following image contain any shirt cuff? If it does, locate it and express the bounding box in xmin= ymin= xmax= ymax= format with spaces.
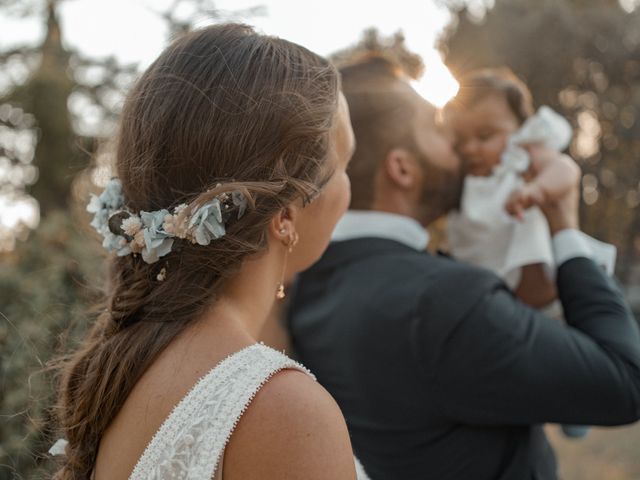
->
xmin=552 ymin=229 xmax=617 ymax=275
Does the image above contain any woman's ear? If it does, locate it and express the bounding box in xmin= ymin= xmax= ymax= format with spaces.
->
xmin=269 ymin=205 xmax=299 ymax=243
xmin=383 ymin=148 xmax=423 ymax=190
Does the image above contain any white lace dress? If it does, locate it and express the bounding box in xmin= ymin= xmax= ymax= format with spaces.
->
xmin=128 ymin=343 xmax=369 ymax=480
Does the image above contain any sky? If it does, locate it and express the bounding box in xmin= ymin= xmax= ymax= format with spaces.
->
xmin=0 ymin=0 xmax=461 ymax=106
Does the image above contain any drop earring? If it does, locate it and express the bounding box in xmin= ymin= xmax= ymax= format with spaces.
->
xmin=276 ymin=230 xmax=299 ymax=300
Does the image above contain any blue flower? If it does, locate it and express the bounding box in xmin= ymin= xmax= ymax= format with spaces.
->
xmin=87 ymin=178 xmax=124 ymax=215
xmin=140 ymin=209 xmax=173 ymax=264
xmin=87 ymin=178 xmax=125 ymax=235
xmin=189 ymin=199 xmax=226 ymax=246
xmin=102 ymin=232 xmax=132 ymax=257
xmin=100 ymin=178 xmax=125 ymax=210
xmin=86 ymin=194 xmax=103 ymax=214
xmin=89 ymin=207 xmax=109 ymax=233
xmin=232 ymin=190 xmax=247 ymax=218
xmin=85 ymin=178 xmax=243 ymax=264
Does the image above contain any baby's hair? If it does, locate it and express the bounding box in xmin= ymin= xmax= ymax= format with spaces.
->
xmin=451 ymin=68 xmax=534 ymax=124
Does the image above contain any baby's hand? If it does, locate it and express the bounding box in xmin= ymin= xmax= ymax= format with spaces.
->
xmin=505 ymin=146 xmax=581 ymax=232
xmin=505 ymin=183 xmax=545 ymax=220
xmin=506 ymin=145 xmax=580 ymax=220
xmin=526 ymin=146 xmax=579 ymax=200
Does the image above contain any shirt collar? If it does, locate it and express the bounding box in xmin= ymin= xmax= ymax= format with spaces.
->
xmin=331 ymin=210 xmax=430 ymax=251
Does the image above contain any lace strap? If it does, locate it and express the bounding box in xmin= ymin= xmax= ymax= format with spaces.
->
xmin=129 ymin=344 xmax=313 ymax=480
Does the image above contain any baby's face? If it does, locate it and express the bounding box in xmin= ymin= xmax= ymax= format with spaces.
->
xmin=449 ymin=94 xmax=520 ymax=176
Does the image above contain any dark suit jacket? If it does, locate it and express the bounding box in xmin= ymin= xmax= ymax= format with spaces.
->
xmin=288 ymin=238 xmax=640 ymax=480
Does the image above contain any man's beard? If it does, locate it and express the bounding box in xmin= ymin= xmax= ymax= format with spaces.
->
xmin=417 ymin=157 xmax=464 ymax=225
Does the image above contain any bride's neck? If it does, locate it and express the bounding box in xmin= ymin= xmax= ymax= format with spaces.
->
xmin=201 ymin=243 xmax=286 ymax=340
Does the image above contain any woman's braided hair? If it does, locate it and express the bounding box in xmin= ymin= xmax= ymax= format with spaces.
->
xmin=53 ymin=23 xmax=339 ymax=479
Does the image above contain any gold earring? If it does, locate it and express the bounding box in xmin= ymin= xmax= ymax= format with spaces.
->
xmin=276 ymin=231 xmax=298 ymax=300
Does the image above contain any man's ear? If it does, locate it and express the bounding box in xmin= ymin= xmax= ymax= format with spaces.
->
xmin=269 ymin=204 xmax=299 ymax=242
xmin=382 ymin=148 xmax=423 ymax=190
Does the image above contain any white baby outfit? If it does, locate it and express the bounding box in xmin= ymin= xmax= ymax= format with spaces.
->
xmin=448 ymin=106 xmax=576 ymax=289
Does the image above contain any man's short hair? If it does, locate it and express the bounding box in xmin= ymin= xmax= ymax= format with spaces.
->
xmin=448 ymin=68 xmax=534 ymax=124
xmin=339 ymin=56 xmax=425 ymax=209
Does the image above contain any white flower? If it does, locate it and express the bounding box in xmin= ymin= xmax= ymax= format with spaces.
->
xmin=49 ymin=438 xmax=68 ymax=456
xmin=174 ymin=204 xmax=188 ymax=215
xmin=163 ymin=204 xmax=189 ymax=238
xmin=122 ymin=215 xmax=142 ymax=236
xmin=133 ymin=230 xmax=145 ymax=248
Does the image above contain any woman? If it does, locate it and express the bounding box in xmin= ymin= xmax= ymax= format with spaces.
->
xmin=53 ymin=23 xmax=364 ymax=479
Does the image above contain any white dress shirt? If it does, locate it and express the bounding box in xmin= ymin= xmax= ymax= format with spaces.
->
xmin=332 ymin=210 xmax=430 ymax=251
xmin=333 ymin=210 xmax=616 ymax=274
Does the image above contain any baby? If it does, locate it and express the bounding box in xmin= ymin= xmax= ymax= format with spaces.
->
xmin=444 ymin=68 xmax=603 ymax=439
xmin=445 ymin=68 xmax=584 ymax=307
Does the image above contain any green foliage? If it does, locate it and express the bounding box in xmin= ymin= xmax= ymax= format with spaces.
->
xmin=0 ymin=211 xmax=103 ymax=479
xmin=1 ymin=0 xmax=83 ymax=215
xmin=15 ymin=69 xmax=79 ymax=215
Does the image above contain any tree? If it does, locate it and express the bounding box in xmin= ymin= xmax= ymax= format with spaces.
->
xmin=5 ymin=1 xmax=78 ymax=214
xmin=0 ymin=0 xmax=139 ymax=236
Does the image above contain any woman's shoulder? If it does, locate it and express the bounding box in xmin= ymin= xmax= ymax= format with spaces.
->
xmin=223 ymin=366 xmax=356 ymax=479
xmin=250 ymin=366 xmax=338 ymax=416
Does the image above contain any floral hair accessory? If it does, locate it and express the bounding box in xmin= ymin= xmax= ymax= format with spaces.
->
xmin=87 ymin=178 xmax=248 ymax=264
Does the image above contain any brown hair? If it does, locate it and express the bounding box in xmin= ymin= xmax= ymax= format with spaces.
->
xmin=339 ymin=55 xmax=429 ymax=209
xmin=450 ymin=68 xmax=534 ymax=124
xmin=53 ymin=23 xmax=339 ymax=479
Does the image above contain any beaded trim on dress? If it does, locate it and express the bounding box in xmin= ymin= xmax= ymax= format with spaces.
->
xmin=129 ymin=344 xmax=305 ymax=479
xmin=128 ymin=343 xmax=370 ymax=480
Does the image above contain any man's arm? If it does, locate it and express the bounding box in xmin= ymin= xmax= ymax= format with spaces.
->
xmin=514 ymin=263 xmax=557 ymax=308
xmin=427 ymin=256 xmax=640 ymax=426
xmin=429 ymin=148 xmax=640 ymax=426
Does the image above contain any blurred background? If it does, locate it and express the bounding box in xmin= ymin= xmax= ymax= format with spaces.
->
xmin=0 ymin=0 xmax=639 ymax=478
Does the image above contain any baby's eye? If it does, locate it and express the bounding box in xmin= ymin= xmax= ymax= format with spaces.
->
xmin=477 ymin=131 xmax=494 ymax=141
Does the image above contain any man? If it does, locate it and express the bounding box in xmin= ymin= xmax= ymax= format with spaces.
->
xmin=287 ymin=56 xmax=640 ymax=479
